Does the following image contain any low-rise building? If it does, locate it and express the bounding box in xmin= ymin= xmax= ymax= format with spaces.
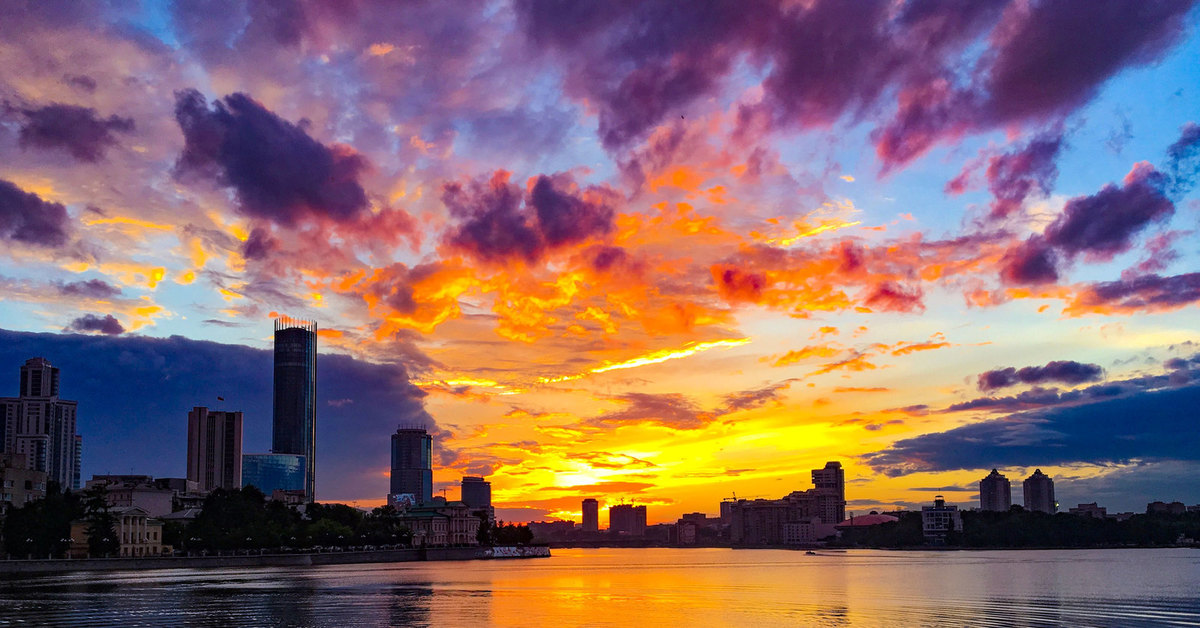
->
xmin=68 ymin=506 xmax=170 ymax=558
xmin=86 ymin=475 xmax=175 ymax=518
xmin=921 ymin=496 xmax=962 ymax=543
xmin=0 ymin=453 xmax=47 ymax=511
xmin=1068 ymin=502 xmax=1107 ymax=519
xmin=397 ymin=500 xmax=479 ymax=546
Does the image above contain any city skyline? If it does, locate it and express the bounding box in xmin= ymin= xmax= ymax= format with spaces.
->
xmin=1 ymin=2 xmax=1200 ymax=524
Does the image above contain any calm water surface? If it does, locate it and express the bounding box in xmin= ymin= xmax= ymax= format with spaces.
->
xmin=1 ymin=547 xmax=1198 ymax=626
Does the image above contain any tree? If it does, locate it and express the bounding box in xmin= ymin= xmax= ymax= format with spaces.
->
xmin=82 ymin=484 xmax=119 ymax=557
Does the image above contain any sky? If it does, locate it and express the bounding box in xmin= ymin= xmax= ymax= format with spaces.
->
xmin=1 ymin=0 xmax=1199 ymax=524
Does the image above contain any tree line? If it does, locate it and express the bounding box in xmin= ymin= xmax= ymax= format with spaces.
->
xmin=2 ymin=484 xmax=532 ymax=558
xmin=835 ymin=507 xmax=1200 ymax=548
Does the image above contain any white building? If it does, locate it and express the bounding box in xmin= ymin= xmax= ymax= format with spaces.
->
xmin=0 ymin=358 xmax=80 ymax=489
xmin=921 ymin=495 xmax=962 ymax=543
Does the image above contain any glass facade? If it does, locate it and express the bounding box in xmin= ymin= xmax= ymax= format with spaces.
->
xmin=242 ymin=453 xmax=306 ymax=496
xmin=272 ymin=318 xmax=317 ymax=500
xmin=390 ymin=428 xmax=433 ymax=504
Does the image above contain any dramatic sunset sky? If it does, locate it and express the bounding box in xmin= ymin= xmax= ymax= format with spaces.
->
xmin=1 ymin=1 xmax=1199 ymax=523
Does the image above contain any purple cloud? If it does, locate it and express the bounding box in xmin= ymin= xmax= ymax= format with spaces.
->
xmin=57 ymin=279 xmax=121 ymax=299
xmin=173 ymin=89 xmax=369 ymax=226
xmin=66 ymin=314 xmax=125 ymax=335
xmin=0 ymin=179 xmax=70 ymax=248
xmin=18 ymin=103 xmax=134 ymax=162
xmin=978 ymin=360 xmax=1103 ymax=391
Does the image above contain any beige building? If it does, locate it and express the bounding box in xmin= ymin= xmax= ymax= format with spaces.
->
xmin=397 ymin=500 xmax=479 ymax=546
xmin=86 ymin=475 xmax=175 ymax=517
xmin=730 ymin=461 xmax=847 ymax=545
xmin=186 ymin=407 xmax=243 ymax=492
xmin=69 ymin=506 xmax=170 ymax=558
xmin=0 ymin=453 xmax=47 ymax=511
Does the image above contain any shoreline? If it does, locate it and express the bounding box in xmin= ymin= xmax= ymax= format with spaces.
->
xmin=0 ymin=545 xmax=550 ymax=575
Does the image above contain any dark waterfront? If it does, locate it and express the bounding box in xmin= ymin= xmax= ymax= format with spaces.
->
xmin=1 ymin=547 xmax=1198 ymax=627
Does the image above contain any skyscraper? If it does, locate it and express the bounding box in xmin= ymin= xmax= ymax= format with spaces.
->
xmin=811 ymin=461 xmax=846 ymax=523
xmin=1023 ymin=469 xmax=1056 ymax=514
xmin=461 ymin=476 xmax=491 ymax=509
xmin=979 ymin=469 xmax=1012 ymax=511
xmin=187 ymin=407 xmax=243 ymax=491
xmin=582 ymin=498 xmax=599 ymax=532
xmin=242 ymin=453 xmax=305 ymax=496
xmin=390 ymin=427 xmax=433 ymax=505
xmin=609 ymin=504 xmax=647 ymax=536
xmin=0 ymin=358 xmax=80 ymax=489
xmin=273 ymin=317 xmax=317 ymax=500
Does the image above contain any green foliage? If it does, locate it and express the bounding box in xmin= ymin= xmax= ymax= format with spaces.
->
xmin=82 ymin=485 xmax=119 ymax=557
xmin=489 ymin=521 xmax=534 ymax=545
xmin=1 ymin=482 xmax=82 ymax=558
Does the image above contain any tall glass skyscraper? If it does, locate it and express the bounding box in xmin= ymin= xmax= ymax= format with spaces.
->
xmin=390 ymin=427 xmax=432 ymax=505
xmin=242 ymin=453 xmax=306 ymax=496
xmin=272 ymin=317 xmax=317 ymax=501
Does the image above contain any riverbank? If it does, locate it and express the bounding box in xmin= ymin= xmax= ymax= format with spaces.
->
xmin=0 ymin=545 xmax=550 ymax=575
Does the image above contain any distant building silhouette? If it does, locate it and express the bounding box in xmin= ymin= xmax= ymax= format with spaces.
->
xmin=1147 ymin=501 xmax=1187 ymax=515
xmin=390 ymin=427 xmax=433 ymax=505
xmin=1022 ymin=469 xmax=1056 ymax=514
xmin=242 ymin=453 xmax=306 ymax=496
xmin=729 ymin=461 xmax=846 ymax=545
xmin=1068 ymin=502 xmax=1107 ymax=519
xmin=0 ymin=358 xmax=80 ymax=489
xmin=187 ymin=407 xmax=243 ymax=492
xmin=979 ymin=469 xmax=1012 ymax=511
xmin=461 ymin=476 xmax=493 ymax=523
xmin=581 ymin=498 xmax=599 ymax=532
xmin=921 ymin=495 xmax=962 ymax=543
xmin=609 ymin=503 xmax=647 ymax=536
xmin=273 ymin=317 xmax=317 ymax=500
xmin=811 ymin=461 xmax=846 ymax=522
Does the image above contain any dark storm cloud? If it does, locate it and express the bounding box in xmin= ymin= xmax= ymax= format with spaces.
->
xmin=978 ymin=360 xmax=1104 ymax=391
xmin=0 ymin=328 xmax=430 ymax=502
xmin=863 ymin=382 xmax=1200 ymax=477
xmin=17 ymin=103 xmax=134 ymax=162
xmin=0 ymin=179 xmax=70 ymax=248
xmin=66 ymin=314 xmax=125 ymax=335
xmin=56 ymin=278 xmax=121 ymax=299
xmin=442 ymin=171 xmax=618 ymax=263
xmin=173 ymin=89 xmax=369 ymax=226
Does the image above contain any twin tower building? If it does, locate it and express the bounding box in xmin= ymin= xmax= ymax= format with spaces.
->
xmin=187 ymin=317 xmax=318 ymax=501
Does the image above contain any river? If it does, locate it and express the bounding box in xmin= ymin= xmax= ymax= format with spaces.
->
xmin=1 ymin=547 xmax=1198 ymax=626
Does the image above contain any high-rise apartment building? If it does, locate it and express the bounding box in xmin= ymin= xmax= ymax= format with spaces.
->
xmin=186 ymin=406 xmax=243 ymax=491
xmin=461 ymin=476 xmax=491 ymax=508
xmin=273 ymin=317 xmax=317 ymax=500
xmin=979 ymin=469 xmax=1012 ymax=511
xmin=0 ymin=358 xmax=80 ymax=489
xmin=811 ymin=461 xmax=846 ymax=523
xmin=390 ymin=427 xmax=433 ymax=505
xmin=1023 ymin=469 xmax=1056 ymax=514
xmin=609 ymin=504 xmax=647 ymax=536
xmin=582 ymin=498 xmax=599 ymax=532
